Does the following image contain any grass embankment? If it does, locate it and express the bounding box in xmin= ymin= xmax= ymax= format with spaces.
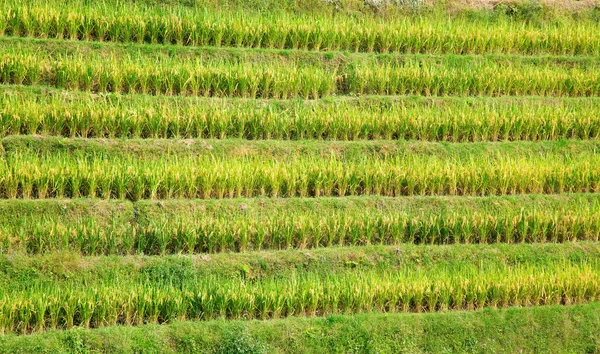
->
xmin=0 ymin=243 xmax=598 ymax=334
xmin=2 ymin=0 xmax=600 ymax=54
xmin=0 ymin=137 xmax=599 ymax=200
xmin=3 ymin=86 xmax=600 ymax=140
xmin=2 ymin=38 xmax=600 ymax=97
xmin=1 ymin=194 xmax=599 ymax=255
xmin=2 ymin=303 xmax=599 ymax=353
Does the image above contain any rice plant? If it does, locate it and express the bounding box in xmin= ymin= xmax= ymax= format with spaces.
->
xmin=2 ymin=88 xmax=600 ymax=141
xmin=2 ymin=41 xmax=600 ymax=98
xmin=1 ymin=0 xmax=600 ymax=55
xmin=2 ymin=138 xmax=600 ymax=201
xmin=1 ymin=0 xmax=600 ymax=341
xmin=1 ymin=194 xmax=599 ymax=255
xmin=0 ymin=262 xmax=598 ymax=334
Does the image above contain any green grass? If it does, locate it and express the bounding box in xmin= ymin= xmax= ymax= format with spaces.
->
xmin=3 ymin=242 xmax=599 ymax=285
xmin=2 ymin=38 xmax=600 ymax=97
xmin=3 ymin=85 xmax=600 ymax=141
xmin=4 ymin=303 xmax=600 ymax=353
xmin=1 ymin=194 xmax=599 ymax=255
xmin=0 ymin=244 xmax=598 ymax=334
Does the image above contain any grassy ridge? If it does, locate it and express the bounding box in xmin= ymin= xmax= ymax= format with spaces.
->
xmin=3 ymin=243 xmax=599 ymax=284
xmin=3 ymin=86 xmax=600 ymax=141
xmin=1 ymin=303 xmax=599 ymax=353
xmin=1 ymin=195 xmax=599 ymax=255
xmin=2 ymin=39 xmax=600 ymax=97
xmin=2 ymin=0 xmax=600 ymax=55
xmin=0 ymin=244 xmax=599 ymax=333
xmin=1 ymin=138 xmax=599 ymax=200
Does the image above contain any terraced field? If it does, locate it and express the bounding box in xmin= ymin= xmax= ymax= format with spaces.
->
xmin=1 ymin=0 xmax=600 ymax=352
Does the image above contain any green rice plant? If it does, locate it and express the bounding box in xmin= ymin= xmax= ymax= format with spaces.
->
xmin=1 ymin=40 xmax=600 ymax=98
xmin=2 ymin=0 xmax=600 ymax=55
xmin=0 ymin=194 xmax=599 ymax=255
xmin=133 ymin=201 xmax=600 ymax=254
xmin=0 ymin=261 xmax=598 ymax=334
xmin=2 ymin=88 xmax=600 ymax=141
xmin=1 ymin=138 xmax=599 ymax=201
xmin=345 ymin=58 xmax=600 ymax=97
xmin=0 ymin=199 xmax=132 ymax=254
xmin=0 ymin=50 xmax=337 ymax=98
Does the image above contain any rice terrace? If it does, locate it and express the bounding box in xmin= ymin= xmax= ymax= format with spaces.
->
xmin=1 ymin=0 xmax=600 ymax=352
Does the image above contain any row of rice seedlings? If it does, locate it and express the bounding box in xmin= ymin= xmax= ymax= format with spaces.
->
xmin=129 ymin=207 xmax=600 ymax=254
xmin=0 ymin=216 xmax=130 ymax=255
xmin=1 ymin=264 xmax=598 ymax=334
xmin=2 ymin=91 xmax=600 ymax=141
xmin=1 ymin=148 xmax=599 ymax=200
xmin=343 ymin=60 xmax=600 ymax=97
xmin=0 ymin=52 xmax=336 ymax=99
xmin=2 ymin=1 xmax=600 ymax=55
xmin=2 ymin=50 xmax=600 ymax=97
xmin=2 ymin=200 xmax=598 ymax=255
